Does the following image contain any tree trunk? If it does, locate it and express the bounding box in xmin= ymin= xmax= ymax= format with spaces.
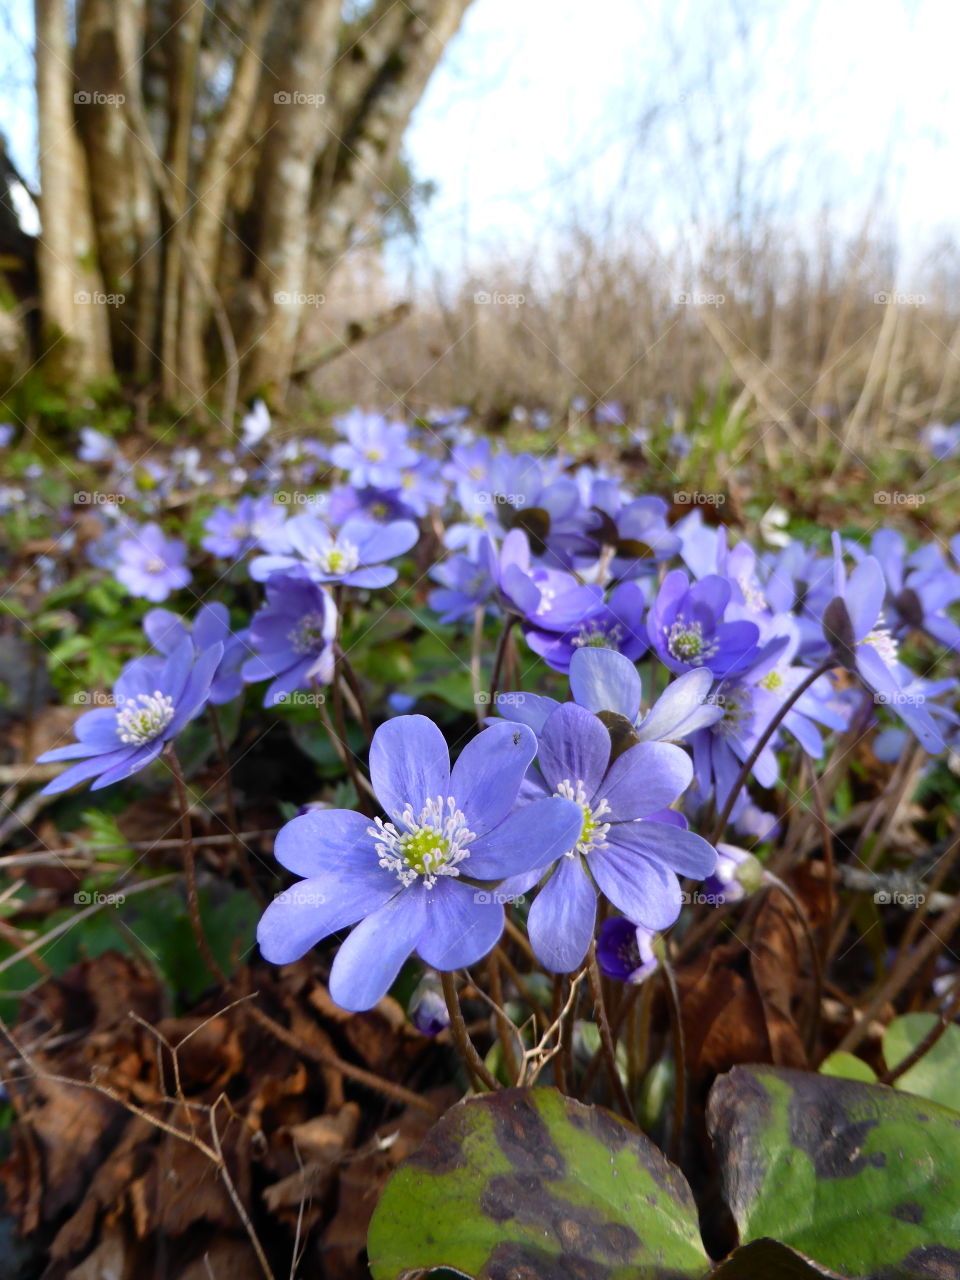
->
xmin=34 ymin=0 xmax=111 ymax=388
xmin=28 ymin=0 xmax=476 ymax=412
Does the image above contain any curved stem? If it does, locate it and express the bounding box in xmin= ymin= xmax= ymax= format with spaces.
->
xmin=489 ymin=616 xmax=517 ymax=709
xmin=164 ymin=745 xmax=227 ymax=986
xmin=441 ymin=970 xmax=499 ymax=1091
xmin=880 ymin=980 xmax=960 ymax=1085
xmin=710 ymin=659 xmax=834 ymax=843
xmin=764 ymin=873 xmax=823 ymax=1061
xmin=587 ymin=943 xmax=634 ymax=1121
xmin=661 ymin=955 xmax=687 ymax=1167
xmin=209 ymin=706 xmax=266 ymax=906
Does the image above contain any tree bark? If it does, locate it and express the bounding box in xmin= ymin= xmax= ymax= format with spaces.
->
xmin=29 ymin=0 xmax=476 ymax=409
xmin=35 ymin=0 xmax=112 ymax=387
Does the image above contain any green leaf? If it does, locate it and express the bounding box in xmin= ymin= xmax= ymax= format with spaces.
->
xmin=883 ymin=1012 xmax=960 ymax=1112
xmin=367 ymin=1086 xmax=710 ymax=1280
xmin=708 ymin=1064 xmax=960 ymax=1277
xmin=817 ymin=1052 xmax=877 ymax=1084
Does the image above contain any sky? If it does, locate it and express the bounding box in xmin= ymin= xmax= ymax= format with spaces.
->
xmin=400 ymin=0 xmax=960 ymax=278
xmin=4 ymin=0 xmax=959 ymax=279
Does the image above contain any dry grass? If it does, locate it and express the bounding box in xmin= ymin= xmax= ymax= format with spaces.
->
xmin=310 ymin=223 xmax=960 ymax=469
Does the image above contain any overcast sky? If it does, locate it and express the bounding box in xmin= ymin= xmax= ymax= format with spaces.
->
xmin=4 ymin=0 xmax=958 ymax=279
xmin=401 ymin=0 xmax=960 ymax=276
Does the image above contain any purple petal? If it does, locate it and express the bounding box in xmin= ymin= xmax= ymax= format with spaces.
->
xmin=368 ymin=714 xmax=451 ymax=824
xmin=166 ymin=642 xmax=224 ymax=735
xmin=494 ymin=690 xmax=559 ymax=735
xmin=143 ymin=608 xmax=186 ymax=655
xmin=590 ymin=842 xmax=682 ymax=930
xmin=274 ymin=808 xmax=380 ymax=877
xmin=341 ymin=565 xmax=398 ymax=588
xmin=600 ymin=741 xmax=693 ymax=820
xmin=527 ymin=855 xmax=596 ymax=972
xmin=416 ymin=879 xmax=505 ymax=969
xmin=450 ymin=721 xmax=536 ymax=834
xmin=636 ymin=668 xmax=722 ymax=741
xmin=569 ymin=647 xmax=642 ymax=722
xmin=257 ymin=873 xmax=397 ymax=966
xmin=90 ymin=738 xmax=166 ymax=789
xmin=466 ymin=796 xmax=583 ymax=879
xmin=537 ymin=703 xmax=611 ymax=796
xmin=354 ymin=519 xmax=419 ymax=564
xmin=39 ymin=748 xmax=133 ymax=795
xmin=74 ymin=707 xmax=123 ymax=748
xmin=845 ymin=557 xmax=885 ymax=640
xmin=610 ymin=820 xmax=717 ymax=879
xmin=328 ymin=888 xmax=427 ymax=1011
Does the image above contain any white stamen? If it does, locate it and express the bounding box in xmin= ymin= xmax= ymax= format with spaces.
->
xmin=369 ymin=795 xmax=477 ymax=889
xmin=116 ymin=690 xmax=175 ymax=745
xmin=554 ymin=778 xmax=611 ymax=856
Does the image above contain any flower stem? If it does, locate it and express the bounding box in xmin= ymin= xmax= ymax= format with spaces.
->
xmin=440 ymin=970 xmax=499 ymax=1091
xmin=489 ymin=616 xmax=516 ymax=709
xmin=487 ymin=950 xmax=520 ymax=1084
xmin=209 ymin=706 xmax=266 ymax=906
xmin=709 ymin=659 xmax=834 ymax=842
xmin=587 ymin=943 xmax=635 ymax=1121
xmin=764 ymin=872 xmax=823 ymax=1060
xmin=164 ymin=744 xmax=228 ymax=986
xmin=661 ymin=954 xmax=687 ymax=1167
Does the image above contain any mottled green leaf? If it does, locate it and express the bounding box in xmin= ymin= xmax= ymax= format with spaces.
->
xmin=883 ymin=1013 xmax=960 ymax=1113
xmin=368 ymin=1086 xmax=710 ymax=1280
xmin=708 ymin=1065 xmax=960 ymax=1278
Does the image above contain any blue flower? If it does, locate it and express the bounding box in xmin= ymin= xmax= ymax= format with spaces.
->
xmin=648 ymin=569 xmax=762 ymax=678
xmin=428 ymin=540 xmax=497 ymax=624
xmin=854 ymin=529 xmax=960 ymax=652
xmin=241 ymin=574 xmax=337 ymax=706
xmin=524 ymin=581 xmax=648 ymax=673
xmin=494 ymin=529 xmax=603 ymax=631
xmin=201 ymin=495 xmax=287 ymax=559
xmin=498 ymin=703 xmax=716 ymax=972
xmin=596 ymin=918 xmax=659 ymax=983
xmin=824 ymin=534 xmax=944 ymax=753
xmin=114 ymin=523 xmax=192 ymax=602
xmin=329 ymin=409 xmax=418 ymax=488
xmin=249 ymin=513 xmax=419 ymax=588
xmin=256 ymin=716 xmax=582 ymax=1011
xmin=36 ymin=638 xmax=222 ymax=794
xmin=143 ymin=603 xmax=250 ymax=705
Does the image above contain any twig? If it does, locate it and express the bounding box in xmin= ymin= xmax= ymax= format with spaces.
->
xmin=0 ymin=875 xmax=178 ymax=977
xmin=487 ymin=950 xmax=520 ymax=1084
xmin=661 ymin=955 xmax=687 ymax=1167
xmin=441 ymin=970 xmax=499 ymax=1092
xmin=247 ymin=1004 xmax=440 ymax=1116
xmin=210 ymin=706 xmax=267 ymax=906
xmin=586 ymin=943 xmax=634 ymax=1121
xmin=164 ymin=745 xmax=228 ymax=985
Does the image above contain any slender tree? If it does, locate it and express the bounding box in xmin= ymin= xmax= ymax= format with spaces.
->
xmin=27 ymin=0 xmax=474 ymax=413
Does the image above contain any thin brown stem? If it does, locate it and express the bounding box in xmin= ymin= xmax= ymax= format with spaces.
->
xmin=209 ymin=706 xmax=266 ymax=906
xmin=248 ymin=1005 xmax=439 ymax=1116
xmin=489 ymin=616 xmax=517 ymax=708
xmin=487 ymin=950 xmax=520 ymax=1084
xmin=164 ymin=745 xmax=228 ymax=986
xmin=661 ymin=955 xmax=687 ymax=1167
xmin=587 ymin=943 xmax=634 ymax=1121
xmin=879 ymin=981 xmax=960 ymax=1085
xmin=441 ymin=970 xmax=499 ymax=1092
xmin=765 ymin=873 xmax=823 ymax=1061
xmin=710 ymin=660 xmax=834 ymax=842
